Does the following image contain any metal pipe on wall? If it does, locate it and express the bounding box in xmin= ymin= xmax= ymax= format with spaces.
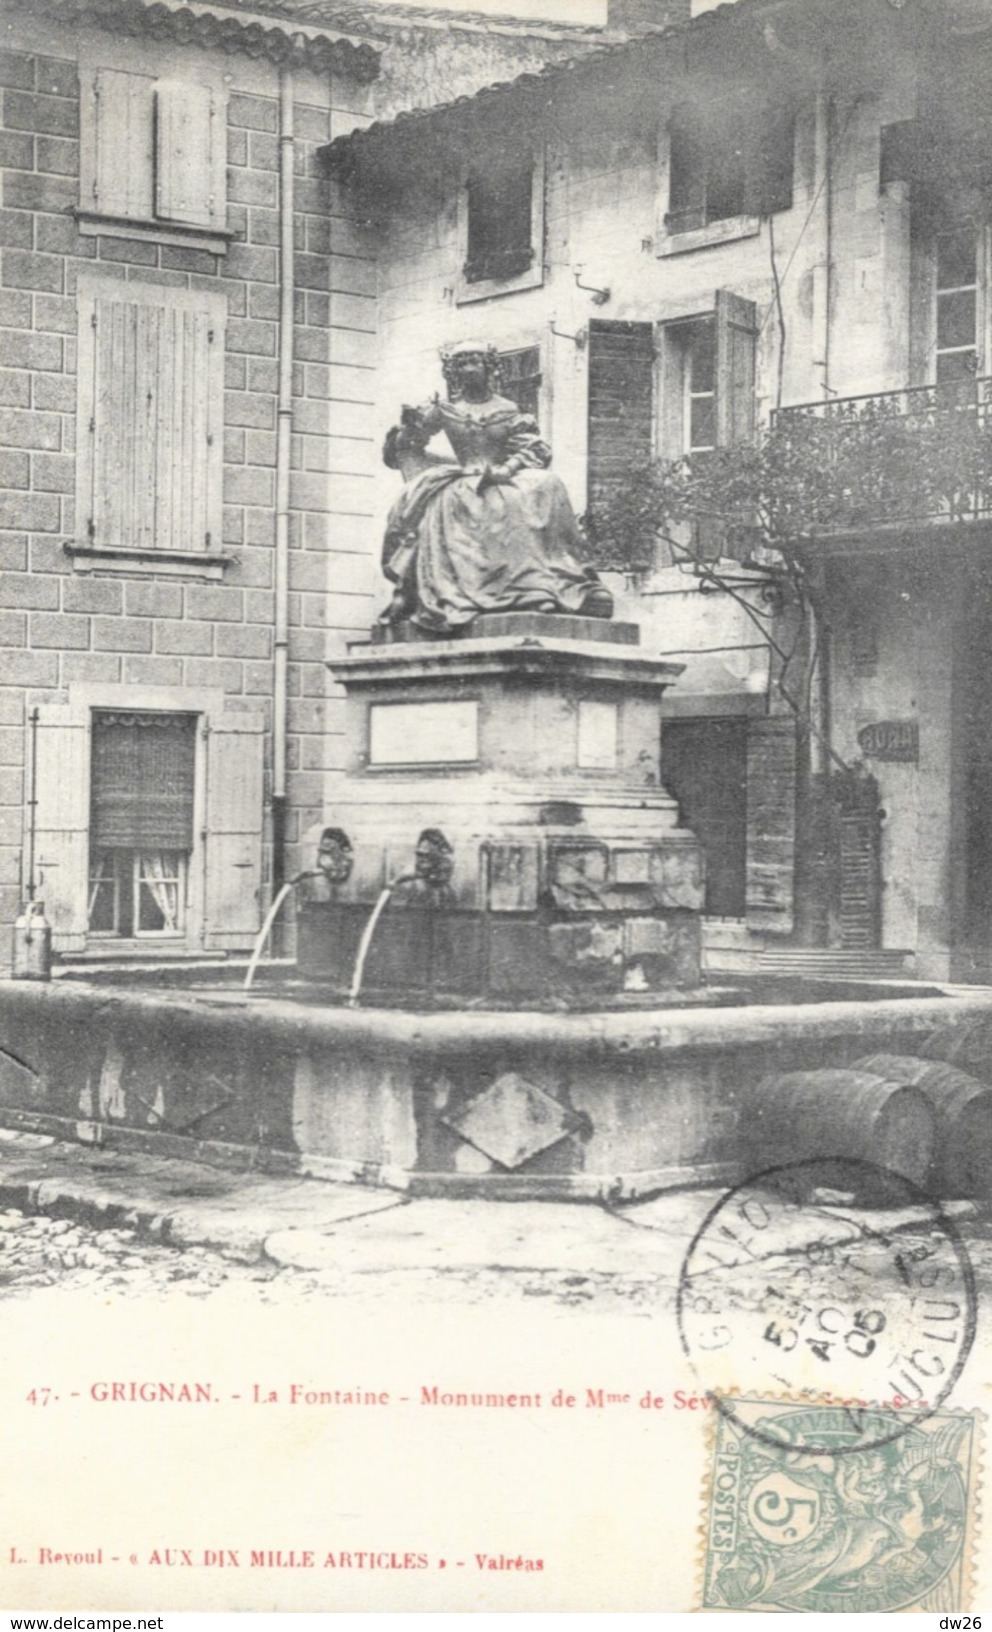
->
xmin=808 ymin=86 xmax=833 ymax=783
xmin=272 ymin=61 xmax=295 ymax=897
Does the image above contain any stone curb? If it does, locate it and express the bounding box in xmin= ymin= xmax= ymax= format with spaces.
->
xmin=0 ymin=1167 xmax=410 ymax=1264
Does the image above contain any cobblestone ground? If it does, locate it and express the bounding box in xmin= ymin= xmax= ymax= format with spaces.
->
xmin=0 ymin=1207 xmax=673 ymax=1311
xmin=2 ymin=1199 xmax=990 ymax=1314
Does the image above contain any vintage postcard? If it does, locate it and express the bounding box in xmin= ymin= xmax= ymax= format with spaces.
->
xmin=1 ymin=0 xmax=992 ymax=1613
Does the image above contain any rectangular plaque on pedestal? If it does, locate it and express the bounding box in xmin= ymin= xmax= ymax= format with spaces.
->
xmin=369 ymin=699 xmax=479 ymax=765
xmin=577 ymin=699 xmax=618 ymax=769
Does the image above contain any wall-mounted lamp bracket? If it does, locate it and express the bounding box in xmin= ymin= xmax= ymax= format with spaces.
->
xmin=574 ymin=267 xmax=611 ymax=305
xmin=550 ymin=320 xmax=587 ymax=348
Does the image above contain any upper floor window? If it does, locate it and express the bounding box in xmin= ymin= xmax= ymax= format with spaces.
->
xmin=658 ymin=293 xmax=757 ymax=461
xmin=676 ymin=319 xmax=717 ymax=456
xmin=79 ymin=67 xmax=227 ymax=242
xmin=498 ymin=345 xmax=543 ymax=417
xmin=935 ymin=225 xmax=979 ymax=385
xmin=585 ymin=296 xmax=757 ymax=567
xmin=663 ymin=101 xmax=794 ymax=247
xmin=71 ymin=272 xmax=227 ymax=576
xmin=907 ymin=208 xmax=988 ymax=390
xmin=457 ymin=147 xmax=545 ymax=305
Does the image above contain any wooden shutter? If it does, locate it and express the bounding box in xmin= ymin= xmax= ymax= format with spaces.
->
xmin=745 ymin=714 xmax=796 ymax=935
xmin=32 ymin=706 xmax=90 ymax=952
xmin=155 ymin=81 xmax=226 ymax=228
xmin=836 ymin=775 xmax=883 ymax=950
xmin=78 ymin=279 xmax=224 ymax=553
xmin=82 ymin=68 xmax=154 ymax=220
xmin=587 ymin=320 xmax=655 ymax=509
xmin=203 ymin=713 xmax=265 ymax=950
xmin=715 ymin=290 xmax=757 ymax=447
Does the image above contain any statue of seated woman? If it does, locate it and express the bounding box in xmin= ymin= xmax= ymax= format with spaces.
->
xmin=378 ymin=340 xmax=613 ymax=634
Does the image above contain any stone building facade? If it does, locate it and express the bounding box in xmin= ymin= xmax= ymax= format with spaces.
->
xmin=0 ymin=0 xmax=621 ymax=965
xmin=326 ymin=0 xmax=992 ymax=980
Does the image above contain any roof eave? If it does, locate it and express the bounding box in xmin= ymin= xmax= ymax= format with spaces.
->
xmin=7 ymin=0 xmax=381 ymax=81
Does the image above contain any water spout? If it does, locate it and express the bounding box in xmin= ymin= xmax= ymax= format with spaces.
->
xmin=243 ymin=872 xmax=319 ymax=991
xmin=348 ymin=875 xmax=416 ymax=1009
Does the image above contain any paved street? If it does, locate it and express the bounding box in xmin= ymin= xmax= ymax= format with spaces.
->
xmin=0 ymin=1129 xmax=989 ymax=1321
xmin=0 ymin=1200 xmax=685 ymax=1310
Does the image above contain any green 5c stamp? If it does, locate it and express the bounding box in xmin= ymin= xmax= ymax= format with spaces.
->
xmin=703 ymin=1398 xmax=980 ymax=1612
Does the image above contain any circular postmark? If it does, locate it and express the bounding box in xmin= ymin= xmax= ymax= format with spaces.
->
xmin=677 ymin=1158 xmax=977 ymax=1454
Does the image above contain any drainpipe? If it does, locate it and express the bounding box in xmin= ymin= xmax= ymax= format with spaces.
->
xmin=272 ymin=62 xmax=294 ymax=902
xmin=792 ymin=79 xmax=832 ymax=946
xmin=809 ymin=87 xmax=833 ymax=785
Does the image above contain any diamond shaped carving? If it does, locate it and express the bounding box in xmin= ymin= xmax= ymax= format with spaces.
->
xmin=441 ymin=1071 xmax=574 ymax=1170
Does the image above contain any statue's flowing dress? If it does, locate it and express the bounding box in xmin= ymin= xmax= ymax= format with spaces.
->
xmin=381 ymin=394 xmax=600 ymax=633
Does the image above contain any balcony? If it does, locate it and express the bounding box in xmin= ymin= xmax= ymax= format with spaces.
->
xmin=772 ymin=377 xmax=992 ymax=542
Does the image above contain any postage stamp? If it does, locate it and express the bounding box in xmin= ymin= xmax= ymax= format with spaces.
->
xmin=678 ymin=1157 xmax=977 ymax=1453
xmin=701 ymin=1398 xmax=982 ymax=1613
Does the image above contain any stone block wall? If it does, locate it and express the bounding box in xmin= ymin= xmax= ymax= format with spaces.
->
xmin=0 ymin=23 xmax=379 ymax=957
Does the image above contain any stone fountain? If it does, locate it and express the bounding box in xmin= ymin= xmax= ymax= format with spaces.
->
xmin=0 ymin=346 xmax=988 ymax=1199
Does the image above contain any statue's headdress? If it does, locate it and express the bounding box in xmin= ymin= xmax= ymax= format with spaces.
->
xmin=440 ymin=340 xmax=503 ymax=396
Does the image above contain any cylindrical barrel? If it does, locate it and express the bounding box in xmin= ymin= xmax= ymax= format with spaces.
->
xmin=751 ymin=1069 xmax=935 ymax=1188
xmin=918 ymin=1015 xmax=992 ymax=1083
xmin=855 ymin=1051 xmax=992 ymax=1201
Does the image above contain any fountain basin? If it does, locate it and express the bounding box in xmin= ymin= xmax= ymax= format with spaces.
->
xmin=1 ymin=977 xmax=991 ymax=1199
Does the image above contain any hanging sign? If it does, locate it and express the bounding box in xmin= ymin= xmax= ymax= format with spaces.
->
xmin=857 ymin=719 xmax=918 ymax=763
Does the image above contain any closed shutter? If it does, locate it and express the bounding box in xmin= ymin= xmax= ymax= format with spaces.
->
xmin=203 ymin=713 xmax=265 ymax=950
xmin=587 ymin=320 xmax=655 ymax=512
xmin=156 ymin=81 xmax=226 ymax=228
xmin=745 ymin=714 xmax=796 ymax=934
xmin=715 ymin=290 xmax=757 ymax=447
xmin=82 ymin=68 xmax=154 ymax=220
xmin=836 ymin=776 xmax=883 ymax=950
xmin=90 ymin=713 xmax=197 ymax=849
xmin=32 ymin=706 xmax=90 ymax=951
xmin=78 ymin=278 xmax=224 ymax=553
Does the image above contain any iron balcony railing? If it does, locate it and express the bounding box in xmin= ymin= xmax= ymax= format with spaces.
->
xmin=772 ymin=376 xmax=992 ymax=528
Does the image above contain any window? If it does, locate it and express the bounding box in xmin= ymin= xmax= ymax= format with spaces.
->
xmin=79 ymin=66 xmax=227 ymax=242
xmin=585 ymin=297 xmax=756 ymax=564
xmin=465 ymin=153 xmax=533 ymax=284
xmin=72 ymin=273 xmax=226 ymax=571
xmin=31 ymin=691 xmax=265 ymax=953
xmin=658 ymin=293 xmax=757 ymax=461
xmin=498 ymin=346 xmax=543 ymax=417
xmin=935 ymin=224 xmax=979 ymax=385
xmin=678 ymin=319 xmax=716 ymax=456
xmin=664 ymin=101 xmax=794 ymax=243
xmin=457 ymin=147 xmax=544 ymax=304
xmin=87 ymin=712 xmax=196 ymax=939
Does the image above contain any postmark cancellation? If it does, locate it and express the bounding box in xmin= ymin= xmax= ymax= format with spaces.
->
xmin=701 ymin=1399 xmax=982 ymax=1613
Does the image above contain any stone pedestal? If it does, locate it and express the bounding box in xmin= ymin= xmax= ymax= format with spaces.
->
xmin=299 ymin=614 xmax=705 ymax=1002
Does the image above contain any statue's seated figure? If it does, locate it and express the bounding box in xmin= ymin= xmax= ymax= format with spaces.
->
xmin=379 ymin=340 xmax=613 ymax=634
